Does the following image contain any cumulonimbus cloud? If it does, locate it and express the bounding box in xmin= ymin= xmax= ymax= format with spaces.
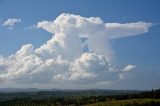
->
xmin=0 ymin=13 xmax=152 ymax=86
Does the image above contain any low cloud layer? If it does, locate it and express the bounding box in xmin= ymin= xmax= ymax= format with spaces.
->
xmin=0 ymin=13 xmax=152 ymax=87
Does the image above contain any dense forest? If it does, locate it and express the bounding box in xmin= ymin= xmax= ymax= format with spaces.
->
xmin=0 ymin=89 xmax=160 ymax=106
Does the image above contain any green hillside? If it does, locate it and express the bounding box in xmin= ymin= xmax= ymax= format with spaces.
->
xmin=86 ymin=99 xmax=160 ymax=106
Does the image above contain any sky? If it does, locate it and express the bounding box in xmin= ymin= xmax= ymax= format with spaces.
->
xmin=0 ymin=0 xmax=160 ymax=90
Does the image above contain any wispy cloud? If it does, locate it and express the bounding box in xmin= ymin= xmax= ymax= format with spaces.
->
xmin=25 ymin=24 xmax=37 ymax=30
xmin=2 ymin=18 xmax=21 ymax=29
xmin=122 ymin=65 xmax=136 ymax=72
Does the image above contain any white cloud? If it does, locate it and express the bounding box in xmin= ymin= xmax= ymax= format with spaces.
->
xmin=105 ymin=22 xmax=152 ymax=39
xmin=2 ymin=18 xmax=21 ymax=29
xmin=122 ymin=64 xmax=136 ymax=72
xmin=37 ymin=13 xmax=152 ymax=61
xmin=25 ymin=24 xmax=37 ymax=30
xmin=0 ymin=13 xmax=152 ymax=88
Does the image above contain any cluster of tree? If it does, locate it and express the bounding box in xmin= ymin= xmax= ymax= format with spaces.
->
xmin=110 ymin=89 xmax=160 ymax=100
xmin=0 ymin=96 xmax=101 ymax=106
xmin=122 ymin=101 xmax=160 ymax=106
xmin=0 ymin=89 xmax=159 ymax=106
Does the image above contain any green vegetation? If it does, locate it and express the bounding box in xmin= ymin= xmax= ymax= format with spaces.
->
xmin=0 ymin=89 xmax=159 ymax=106
xmin=86 ymin=99 xmax=160 ymax=106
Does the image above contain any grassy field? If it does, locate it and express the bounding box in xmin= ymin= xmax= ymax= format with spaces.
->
xmin=86 ymin=99 xmax=160 ymax=106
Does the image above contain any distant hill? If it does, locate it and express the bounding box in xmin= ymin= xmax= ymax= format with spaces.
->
xmin=0 ymin=88 xmax=39 ymax=93
xmin=0 ymin=88 xmax=141 ymax=101
xmin=0 ymin=88 xmax=141 ymax=94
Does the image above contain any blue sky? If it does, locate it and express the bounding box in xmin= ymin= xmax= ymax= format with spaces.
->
xmin=0 ymin=0 xmax=160 ymax=90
